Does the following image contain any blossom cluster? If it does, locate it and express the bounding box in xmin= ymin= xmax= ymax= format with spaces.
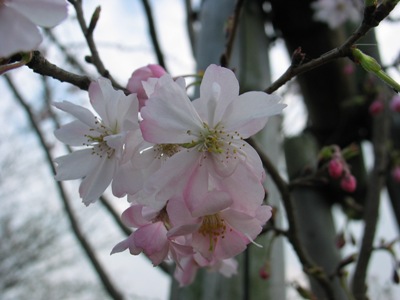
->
xmin=53 ymin=64 xmax=286 ymax=286
xmin=311 ymin=0 xmax=362 ymax=29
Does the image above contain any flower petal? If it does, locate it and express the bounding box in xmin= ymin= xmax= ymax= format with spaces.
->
xmin=200 ymin=64 xmax=240 ymax=126
xmin=222 ymin=92 xmax=285 ymax=138
xmin=0 ymin=6 xmax=42 ymax=57
xmin=140 ymin=74 xmax=203 ymax=144
xmin=7 ymin=0 xmax=68 ymax=27
xmin=54 ymin=148 xmax=98 ymax=180
xmin=53 ymin=101 xmax=97 ymax=128
xmin=54 ymin=120 xmax=93 ymax=146
xmin=79 ymin=156 xmax=116 ymax=205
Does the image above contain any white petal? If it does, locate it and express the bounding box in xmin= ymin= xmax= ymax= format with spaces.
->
xmin=89 ymin=78 xmax=119 ymax=127
xmin=79 ymin=156 xmax=116 ymax=205
xmin=0 ymin=6 xmax=42 ymax=57
xmin=54 ymin=120 xmax=93 ymax=146
xmin=140 ymin=75 xmax=203 ymax=144
xmin=54 ymin=149 xmax=98 ymax=180
xmin=222 ymin=92 xmax=286 ymax=138
xmin=53 ymin=101 xmax=97 ymax=129
xmin=7 ymin=0 xmax=68 ymax=28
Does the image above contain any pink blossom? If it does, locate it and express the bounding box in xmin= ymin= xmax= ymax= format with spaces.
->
xmin=111 ymin=204 xmax=192 ymax=266
xmin=392 ymin=166 xmax=400 ymax=183
xmin=328 ymin=158 xmax=343 ymax=179
xmin=369 ymin=100 xmax=384 ymax=116
xmin=0 ymin=0 xmax=68 ymax=57
xmin=340 ymin=174 xmax=357 ymax=193
xmin=390 ymin=96 xmax=400 ymax=113
xmin=138 ymin=64 xmax=285 ymax=207
xmin=127 ymin=64 xmax=167 ymax=109
xmin=54 ymin=78 xmax=140 ymax=205
xmin=167 ymin=196 xmax=271 ymax=262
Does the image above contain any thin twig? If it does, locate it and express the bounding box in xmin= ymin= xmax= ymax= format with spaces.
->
xmin=27 ymin=51 xmax=91 ymax=90
xmin=220 ymin=0 xmax=245 ymax=67
xmin=184 ymin=0 xmax=196 ymax=57
xmin=140 ymin=0 xmax=167 ymax=69
xmin=3 ymin=74 xmax=124 ymax=300
xmin=69 ymin=1 xmax=123 ymax=88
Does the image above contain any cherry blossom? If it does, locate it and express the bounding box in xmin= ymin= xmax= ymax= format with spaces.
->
xmin=311 ymin=0 xmax=361 ymax=29
xmin=54 ymin=78 xmax=139 ymax=205
xmin=138 ymin=64 xmax=285 ymax=207
xmin=0 ymin=0 xmax=68 ymax=57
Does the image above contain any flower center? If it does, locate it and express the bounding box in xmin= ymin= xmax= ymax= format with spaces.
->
xmin=198 ymin=214 xmax=227 ymax=251
xmin=84 ymin=116 xmax=117 ymax=159
xmin=154 ymin=207 xmax=172 ymax=230
xmin=153 ymin=144 xmax=181 ymax=159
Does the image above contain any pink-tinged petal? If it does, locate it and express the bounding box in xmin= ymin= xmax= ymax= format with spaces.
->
xmin=127 ymin=64 xmax=166 ymax=109
xmin=133 ymin=222 xmax=169 ymax=266
xmin=222 ymin=209 xmax=263 ymax=240
xmin=167 ymin=224 xmax=200 ymax=238
xmin=167 ymin=197 xmax=199 ymax=228
xmin=183 ymin=163 xmax=232 ymax=216
xmin=174 ymin=256 xmax=199 ymax=287
xmin=212 ymin=228 xmax=248 ymax=259
xmin=0 ymin=6 xmax=42 ymax=57
xmin=7 ymin=0 xmax=68 ymax=27
xmin=169 ymin=242 xmax=194 ymax=269
xmin=140 ymin=74 xmax=203 ymax=144
xmin=200 ymin=65 xmax=240 ymax=125
xmin=218 ymin=162 xmax=265 ymax=213
xmin=222 ymin=92 xmax=285 ymax=138
xmin=238 ymin=141 xmax=265 ymax=180
xmin=121 ymin=205 xmax=149 ymax=228
xmin=53 ymin=101 xmax=97 ymax=128
xmin=190 ymin=191 xmax=232 ymax=218
xmin=54 ymin=149 xmax=98 ymax=180
xmin=255 ymin=205 xmax=273 ymax=224
xmin=54 ymin=120 xmax=93 ymax=146
xmin=79 ymin=156 xmax=117 ymax=205
xmin=141 ymin=150 xmax=199 ymax=207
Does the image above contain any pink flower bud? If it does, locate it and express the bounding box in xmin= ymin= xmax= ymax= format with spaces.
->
xmin=328 ymin=158 xmax=343 ymax=179
xmin=390 ymin=96 xmax=400 ymax=113
xmin=392 ymin=166 xmax=400 ymax=183
xmin=340 ymin=175 xmax=357 ymax=193
xmin=127 ymin=64 xmax=166 ymax=109
xmin=259 ymin=267 xmax=270 ymax=280
xmin=369 ymin=100 xmax=384 ymax=116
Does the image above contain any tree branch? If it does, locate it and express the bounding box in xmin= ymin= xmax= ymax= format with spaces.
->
xmin=140 ymin=0 xmax=167 ymax=69
xmin=265 ymin=1 xmax=398 ymax=94
xmin=27 ymin=51 xmax=91 ymax=90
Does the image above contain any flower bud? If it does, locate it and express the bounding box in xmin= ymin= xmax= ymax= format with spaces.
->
xmin=390 ymin=95 xmax=400 ymax=113
xmin=392 ymin=166 xmax=400 ymax=183
xmin=328 ymin=158 xmax=344 ymax=179
xmin=369 ymin=100 xmax=384 ymax=116
xmin=341 ymin=175 xmax=357 ymax=193
xmin=127 ymin=64 xmax=166 ymax=109
xmin=259 ymin=267 xmax=270 ymax=280
xmin=351 ymin=48 xmax=381 ymax=73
